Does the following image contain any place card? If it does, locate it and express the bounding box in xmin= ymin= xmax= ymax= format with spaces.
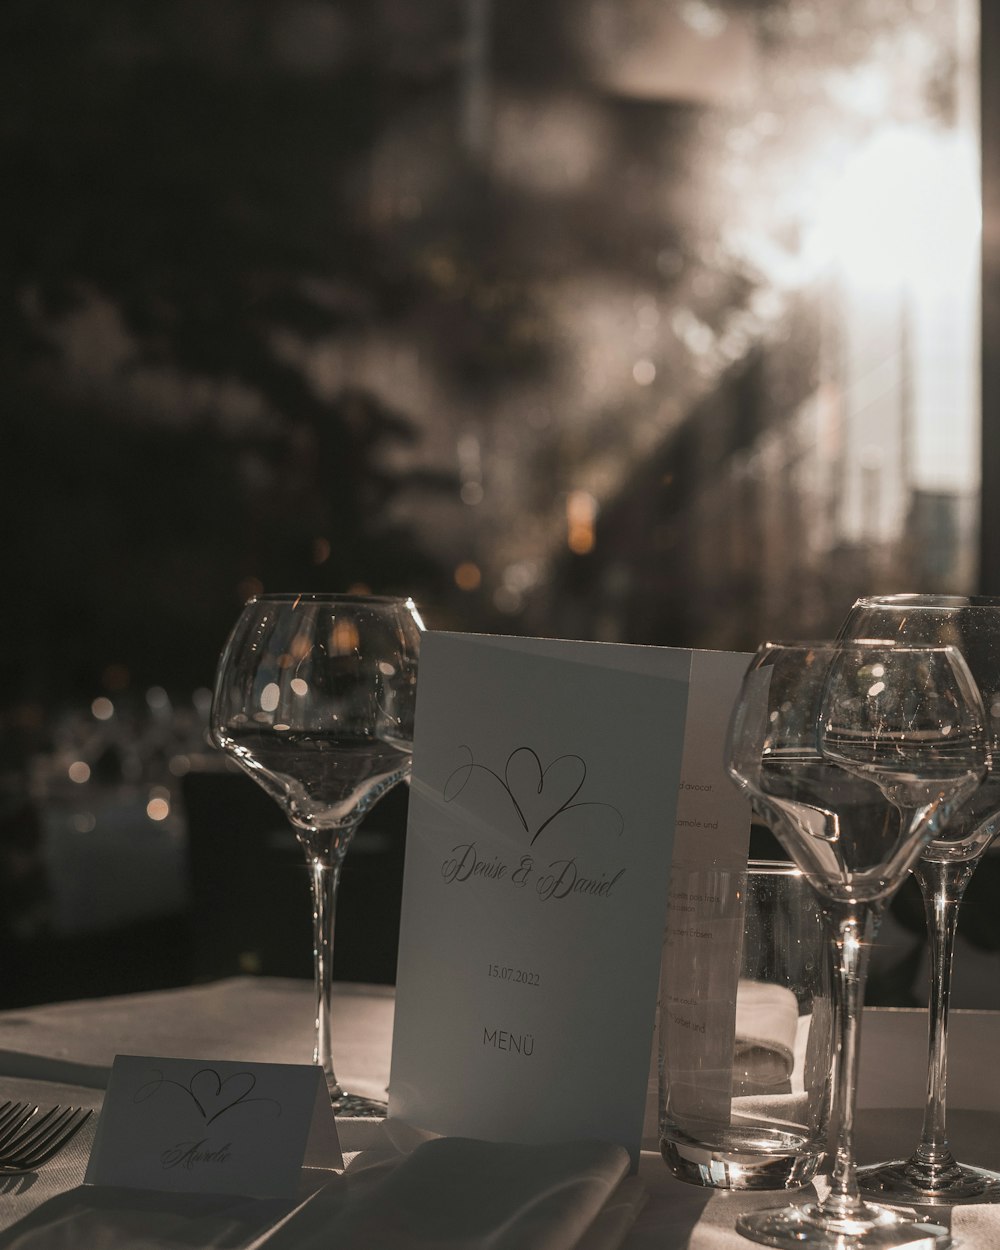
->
xmin=85 ymin=1055 xmax=343 ymax=1197
xmin=388 ymin=632 xmax=751 ymax=1164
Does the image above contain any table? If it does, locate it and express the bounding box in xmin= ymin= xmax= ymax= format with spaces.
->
xmin=0 ymin=978 xmax=998 ymax=1248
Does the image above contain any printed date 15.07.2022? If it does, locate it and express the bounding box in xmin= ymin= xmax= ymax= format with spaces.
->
xmin=487 ymin=963 xmax=540 ymax=987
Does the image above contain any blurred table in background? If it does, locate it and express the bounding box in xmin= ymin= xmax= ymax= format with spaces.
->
xmin=2 ymin=744 xmax=409 ymax=1007
xmin=9 ymin=692 xmax=1000 ymax=1013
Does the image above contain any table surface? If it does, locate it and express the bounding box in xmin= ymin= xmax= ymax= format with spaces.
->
xmin=0 ymin=978 xmax=998 ymax=1248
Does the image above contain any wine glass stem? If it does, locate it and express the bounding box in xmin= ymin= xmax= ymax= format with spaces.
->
xmin=309 ymin=853 xmax=344 ymax=1098
xmin=821 ymin=900 xmax=879 ymax=1219
xmin=909 ymin=856 xmax=976 ymax=1171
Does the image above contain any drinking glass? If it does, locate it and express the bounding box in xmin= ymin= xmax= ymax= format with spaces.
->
xmin=726 ymin=640 xmax=986 ymax=1250
xmin=659 ymin=860 xmax=833 ymax=1190
xmin=211 ymin=593 xmax=422 ymax=1114
xmin=841 ymin=594 xmax=1000 ymax=1204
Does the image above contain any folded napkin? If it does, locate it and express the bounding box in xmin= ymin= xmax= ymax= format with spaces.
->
xmin=919 ymin=1188 xmax=1000 ymax=1248
xmin=0 ymin=1110 xmax=639 ymax=1250
xmin=733 ymin=980 xmax=799 ymax=1092
xmin=268 ymin=1130 xmax=639 ymax=1250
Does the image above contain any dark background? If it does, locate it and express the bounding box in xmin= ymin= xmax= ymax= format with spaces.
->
xmin=3 ymin=0 xmax=997 ymax=1009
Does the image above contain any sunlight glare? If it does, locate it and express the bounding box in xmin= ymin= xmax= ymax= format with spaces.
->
xmin=806 ymin=126 xmax=980 ymax=291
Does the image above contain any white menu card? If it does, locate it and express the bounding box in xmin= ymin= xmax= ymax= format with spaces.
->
xmin=389 ymin=632 xmax=751 ymax=1163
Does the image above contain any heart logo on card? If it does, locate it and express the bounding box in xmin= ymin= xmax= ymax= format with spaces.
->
xmin=188 ymin=1069 xmax=258 ymax=1124
xmin=133 ymin=1066 xmax=281 ymax=1124
xmin=504 ymin=748 xmax=586 ymax=842
xmin=444 ymin=745 xmax=623 ymax=844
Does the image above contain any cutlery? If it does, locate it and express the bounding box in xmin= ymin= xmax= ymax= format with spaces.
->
xmin=0 ymin=1103 xmax=92 ymax=1174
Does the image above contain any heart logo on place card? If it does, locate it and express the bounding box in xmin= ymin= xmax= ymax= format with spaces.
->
xmin=133 ymin=1066 xmax=281 ymax=1124
xmin=188 ymin=1069 xmax=258 ymax=1124
xmin=443 ymin=744 xmax=623 ymax=844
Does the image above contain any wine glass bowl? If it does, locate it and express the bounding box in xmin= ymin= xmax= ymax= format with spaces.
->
xmin=730 ymin=643 xmax=984 ymax=902
xmin=840 ymin=594 xmax=1000 ymax=1205
xmin=726 ymin=640 xmax=987 ymax=1249
xmin=211 ymin=593 xmax=422 ymax=1112
xmin=841 ymin=595 xmax=1000 ymax=857
xmin=213 ymin=595 xmax=419 ymax=847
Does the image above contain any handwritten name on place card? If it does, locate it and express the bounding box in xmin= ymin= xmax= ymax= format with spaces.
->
xmin=85 ymin=1055 xmax=342 ymax=1197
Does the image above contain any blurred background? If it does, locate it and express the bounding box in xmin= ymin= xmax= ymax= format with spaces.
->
xmin=3 ymin=0 xmax=997 ymax=1008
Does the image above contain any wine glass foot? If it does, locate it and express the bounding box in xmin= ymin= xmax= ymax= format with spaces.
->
xmin=736 ymin=1201 xmax=950 ymax=1249
xmin=330 ymin=1090 xmax=388 ymax=1118
xmin=858 ymin=1158 xmax=1000 ymax=1206
xmin=324 ymin=1075 xmax=386 ymax=1118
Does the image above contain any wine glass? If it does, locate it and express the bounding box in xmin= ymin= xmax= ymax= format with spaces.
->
xmin=839 ymin=594 xmax=1000 ymax=1204
xmin=211 ymin=592 xmax=422 ymax=1114
xmin=726 ymin=640 xmax=987 ymax=1250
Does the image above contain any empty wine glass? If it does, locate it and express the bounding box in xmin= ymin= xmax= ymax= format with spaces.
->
xmin=211 ymin=593 xmax=422 ymax=1114
xmin=841 ymin=594 xmax=1000 ymax=1204
xmin=727 ymin=640 xmax=987 ymax=1250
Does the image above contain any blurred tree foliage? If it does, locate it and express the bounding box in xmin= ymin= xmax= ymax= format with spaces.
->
xmin=0 ymin=0 xmax=464 ymax=704
xmin=1 ymin=0 xmax=966 ymax=703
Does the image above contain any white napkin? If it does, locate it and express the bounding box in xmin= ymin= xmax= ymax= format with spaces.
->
xmin=733 ymin=980 xmax=799 ymax=1091
xmin=268 ymin=1131 xmax=638 ymax=1250
xmin=0 ymin=1115 xmax=638 ymax=1250
xmin=945 ymin=1204 xmax=1000 ymax=1247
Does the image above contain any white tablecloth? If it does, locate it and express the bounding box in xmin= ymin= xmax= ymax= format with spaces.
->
xmin=0 ymin=979 xmax=998 ymax=1248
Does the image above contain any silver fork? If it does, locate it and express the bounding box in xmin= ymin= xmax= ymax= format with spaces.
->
xmin=0 ymin=1102 xmax=92 ymax=1174
xmin=0 ymin=1102 xmax=36 ymax=1143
